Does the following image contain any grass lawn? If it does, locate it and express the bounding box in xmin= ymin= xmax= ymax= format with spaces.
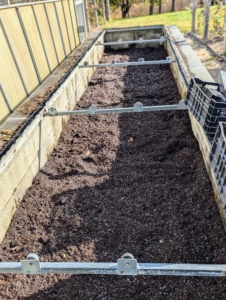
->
xmin=102 ymin=6 xmax=222 ymax=34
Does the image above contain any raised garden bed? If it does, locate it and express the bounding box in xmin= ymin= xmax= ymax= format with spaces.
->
xmin=0 ymin=46 xmax=226 ymax=299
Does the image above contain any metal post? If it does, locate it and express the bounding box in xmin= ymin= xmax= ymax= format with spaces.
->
xmin=53 ymin=2 xmax=67 ymax=57
xmin=0 ymin=83 xmax=13 ymax=113
xmin=83 ymin=0 xmax=90 ymax=32
xmin=16 ymin=7 xmax=41 ymax=84
xmin=61 ymin=0 xmax=72 ymax=52
xmin=32 ymin=5 xmax=51 ymax=73
xmin=44 ymin=3 xmax=60 ymax=66
xmin=224 ymin=13 xmax=226 ymax=54
xmin=0 ymin=18 xmax=29 ymax=97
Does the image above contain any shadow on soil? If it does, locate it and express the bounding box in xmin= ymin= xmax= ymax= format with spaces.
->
xmin=19 ymin=47 xmax=226 ymax=299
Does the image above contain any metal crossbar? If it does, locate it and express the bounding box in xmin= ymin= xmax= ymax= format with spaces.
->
xmin=79 ymin=57 xmax=174 ymax=68
xmin=1 ymin=253 xmax=226 ymax=277
xmin=44 ymin=100 xmax=187 ymax=117
xmin=95 ymin=36 xmax=166 ymax=46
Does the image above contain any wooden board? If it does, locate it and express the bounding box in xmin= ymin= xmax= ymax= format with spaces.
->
xmin=69 ymin=0 xmax=79 ymax=47
xmin=0 ymin=89 xmax=10 ymax=124
xmin=33 ymin=4 xmax=58 ymax=71
xmin=0 ymin=23 xmax=27 ymax=122
xmin=19 ymin=6 xmax=49 ymax=82
xmin=0 ymin=9 xmax=39 ymax=100
xmin=55 ymin=1 xmax=70 ymax=56
xmin=62 ymin=0 xmax=75 ymax=50
xmin=45 ymin=2 xmax=65 ymax=63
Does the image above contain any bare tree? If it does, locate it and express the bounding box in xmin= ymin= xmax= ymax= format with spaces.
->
xmin=159 ymin=0 xmax=162 ymax=14
xmin=149 ymin=0 xmax=154 ymax=15
xmin=171 ymin=0 xmax=176 ymax=12
xmin=191 ymin=0 xmax=197 ymax=33
xmin=101 ymin=0 xmax=106 ymax=20
xmin=106 ymin=0 xmax=111 ymax=21
xmin=203 ymin=0 xmax=210 ymax=39
xmin=92 ymin=0 xmax=99 ymax=27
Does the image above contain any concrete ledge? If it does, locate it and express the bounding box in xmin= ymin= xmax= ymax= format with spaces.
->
xmin=166 ymin=25 xmax=226 ymax=231
xmin=0 ymin=30 xmax=105 ymax=243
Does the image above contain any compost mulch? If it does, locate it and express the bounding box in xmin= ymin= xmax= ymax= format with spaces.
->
xmin=1 ymin=47 xmax=226 ymax=299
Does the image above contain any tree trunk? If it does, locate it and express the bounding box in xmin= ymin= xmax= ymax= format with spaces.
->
xmin=149 ymin=0 xmax=154 ymax=15
xmin=191 ymin=0 xmax=197 ymax=33
xmin=159 ymin=0 xmax=162 ymax=14
xmin=92 ymin=0 xmax=99 ymax=27
xmin=121 ymin=0 xmax=130 ymax=18
xmin=106 ymin=0 xmax=111 ymax=21
xmin=203 ymin=0 xmax=210 ymax=39
xmin=101 ymin=0 xmax=106 ymax=20
xmin=171 ymin=0 xmax=176 ymax=12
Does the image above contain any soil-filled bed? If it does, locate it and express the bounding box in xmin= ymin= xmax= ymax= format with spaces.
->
xmin=0 ymin=46 xmax=226 ymax=299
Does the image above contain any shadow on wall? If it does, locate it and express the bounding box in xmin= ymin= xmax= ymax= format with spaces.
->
xmin=3 ymin=47 xmax=226 ymax=299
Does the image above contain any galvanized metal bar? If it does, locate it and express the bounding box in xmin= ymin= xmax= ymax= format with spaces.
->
xmin=16 ymin=7 xmax=42 ymax=84
xmin=44 ymin=100 xmax=187 ymax=117
xmin=79 ymin=58 xmax=175 ymax=68
xmin=32 ymin=5 xmax=52 ymax=73
xmin=0 ymin=259 xmax=226 ymax=277
xmin=0 ymin=83 xmax=13 ymax=113
xmin=53 ymin=1 xmax=67 ymax=58
xmin=44 ymin=3 xmax=60 ymax=66
xmin=96 ymin=37 xmax=166 ymax=46
xmin=61 ymin=0 xmax=72 ymax=52
xmin=0 ymin=18 xmax=29 ymax=96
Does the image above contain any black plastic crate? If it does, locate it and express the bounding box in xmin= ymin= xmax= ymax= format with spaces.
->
xmin=185 ymin=78 xmax=226 ymax=141
xmin=210 ymin=122 xmax=226 ymax=214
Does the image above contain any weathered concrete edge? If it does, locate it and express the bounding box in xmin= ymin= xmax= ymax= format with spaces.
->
xmin=165 ymin=25 xmax=226 ymax=230
xmin=0 ymin=31 xmax=105 ymax=243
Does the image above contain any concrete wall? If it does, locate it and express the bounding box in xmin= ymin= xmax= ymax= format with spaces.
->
xmin=0 ymin=0 xmax=80 ymax=124
xmin=0 ymin=30 xmax=104 ymax=243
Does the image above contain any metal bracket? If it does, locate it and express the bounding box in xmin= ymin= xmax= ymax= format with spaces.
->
xmin=45 ymin=107 xmax=58 ymax=116
xmin=134 ymin=102 xmax=143 ymax=112
xmin=178 ymin=99 xmax=187 ymax=110
xmin=166 ymin=56 xmax=173 ymax=62
xmin=138 ymin=58 xmax=144 ymax=63
xmin=88 ymin=104 xmax=97 ymax=114
xmin=21 ymin=253 xmax=41 ymax=275
xmin=118 ymin=253 xmax=137 ymax=275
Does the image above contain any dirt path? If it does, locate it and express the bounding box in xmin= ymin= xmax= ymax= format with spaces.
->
xmin=0 ymin=47 xmax=226 ymax=299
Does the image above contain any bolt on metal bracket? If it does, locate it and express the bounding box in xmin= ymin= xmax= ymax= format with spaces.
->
xmin=118 ymin=253 xmax=137 ymax=275
xmin=21 ymin=253 xmax=41 ymax=275
xmin=45 ymin=107 xmax=58 ymax=116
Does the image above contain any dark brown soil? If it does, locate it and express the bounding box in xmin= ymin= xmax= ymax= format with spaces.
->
xmin=1 ymin=47 xmax=226 ymax=299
